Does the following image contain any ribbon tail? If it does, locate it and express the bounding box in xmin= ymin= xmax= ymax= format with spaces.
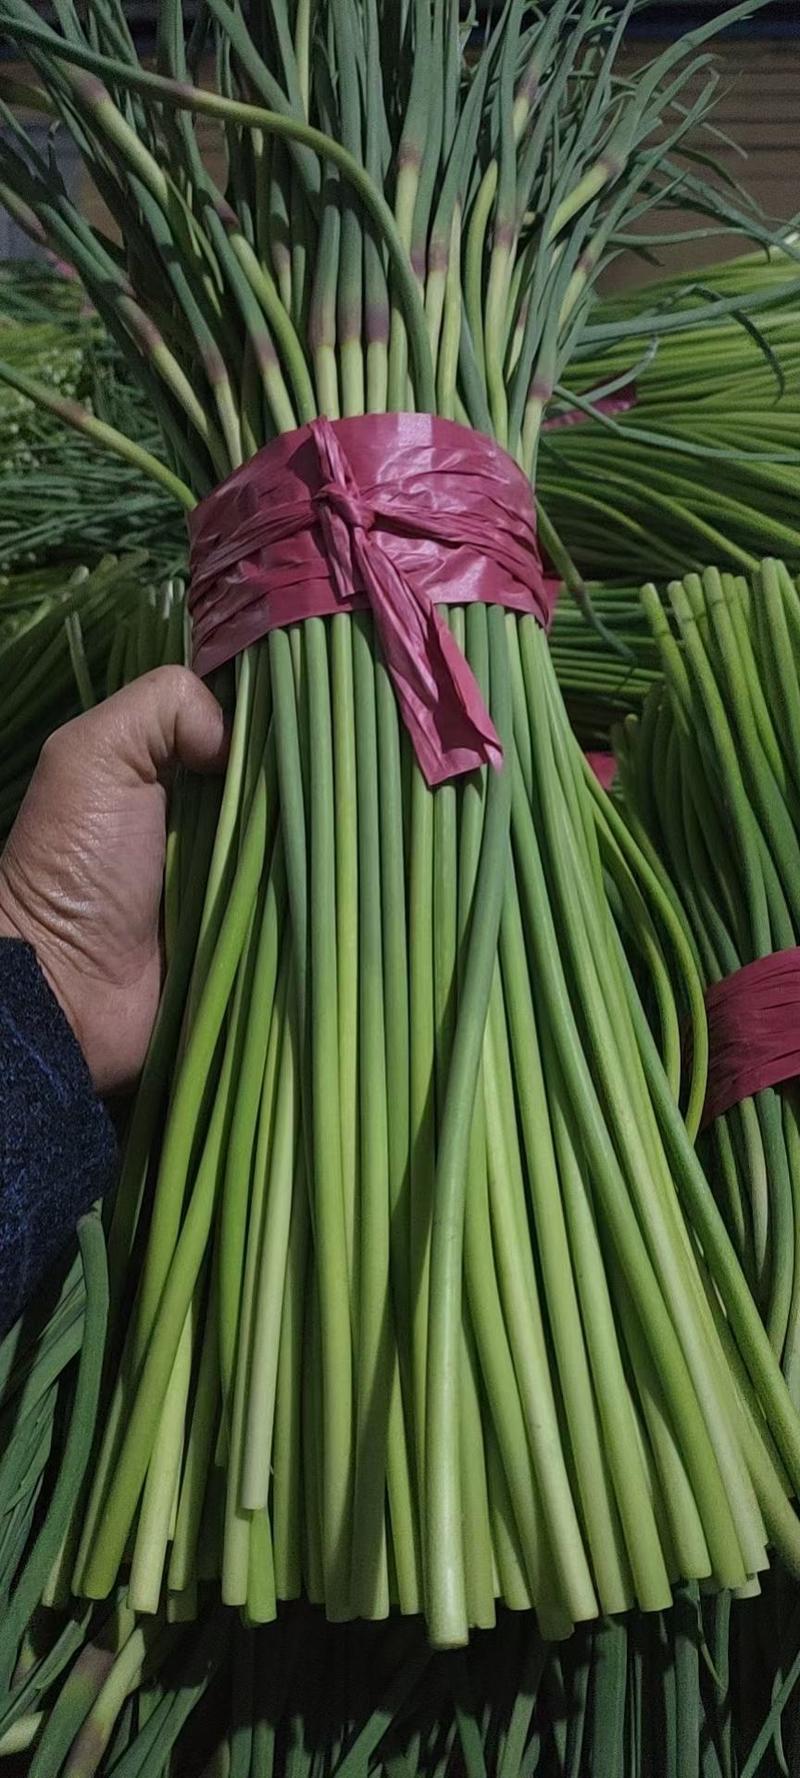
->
xmin=356 ymin=536 xmax=503 ymax=787
xmin=427 ymin=614 xmax=504 ymax=784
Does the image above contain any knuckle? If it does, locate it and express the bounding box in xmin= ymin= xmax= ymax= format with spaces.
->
xmin=38 ymin=724 xmax=70 ymax=769
xmin=155 ymin=663 xmax=197 ymax=706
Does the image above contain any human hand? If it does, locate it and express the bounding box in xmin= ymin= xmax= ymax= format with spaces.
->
xmin=0 ymin=666 xmax=227 ymax=1094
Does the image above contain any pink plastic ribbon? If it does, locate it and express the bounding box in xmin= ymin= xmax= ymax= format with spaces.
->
xmin=699 ymin=948 xmax=800 ymax=1129
xmin=585 ymin=751 xmax=617 ymax=790
xmin=543 ymin=386 xmax=638 ymax=432
xmin=188 ymin=412 xmax=551 ymax=786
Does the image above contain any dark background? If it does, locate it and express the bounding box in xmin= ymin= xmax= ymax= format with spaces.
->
xmin=626 ymin=2 xmax=798 ymax=34
xmin=7 ymin=2 xmax=800 ymax=47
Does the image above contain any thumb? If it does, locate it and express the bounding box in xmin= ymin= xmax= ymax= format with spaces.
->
xmin=86 ymin=665 xmax=229 ymax=781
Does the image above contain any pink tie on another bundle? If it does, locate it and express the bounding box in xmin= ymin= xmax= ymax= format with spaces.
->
xmin=542 ymin=385 xmax=638 ymax=432
xmin=188 ymin=412 xmax=555 ymax=786
xmin=585 ymin=751 xmax=617 ymax=790
xmin=699 ymin=949 xmax=800 ymax=1130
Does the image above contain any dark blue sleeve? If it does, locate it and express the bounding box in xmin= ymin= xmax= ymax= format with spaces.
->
xmin=0 ymin=940 xmax=116 ymax=1338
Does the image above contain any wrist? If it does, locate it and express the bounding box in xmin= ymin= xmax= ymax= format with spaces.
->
xmin=0 ymin=872 xmax=86 ymax=1067
xmin=0 ymin=878 xmax=30 ymax=947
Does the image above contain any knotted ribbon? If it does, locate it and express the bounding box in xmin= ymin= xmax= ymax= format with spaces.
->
xmin=188 ymin=412 xmax=551 ymax=786
xmin=699 ymin=948 xmax=800 ymax=1129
